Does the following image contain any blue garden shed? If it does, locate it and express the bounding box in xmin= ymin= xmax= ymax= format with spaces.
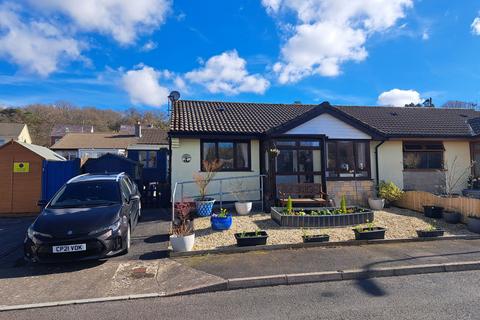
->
xmin=83 ymin=153 xmax=143 ymax=181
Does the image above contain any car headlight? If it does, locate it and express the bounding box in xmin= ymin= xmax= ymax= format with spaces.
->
xmin=89 ymin=219 xmax=122 ymax=236
xmin=27 ymin=225 xmax=52 ymax=239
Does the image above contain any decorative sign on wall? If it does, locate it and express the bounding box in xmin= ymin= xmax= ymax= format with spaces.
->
xmin=13 ymin=162 xmax=30 ymax=173
xmin=182 ymin=154 xmax=192 ymax=163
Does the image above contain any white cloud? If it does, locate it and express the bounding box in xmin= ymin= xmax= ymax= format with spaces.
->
xmin=472 ymin=16 xmax=480 ymax=35
xmin=140 ymin=40 xmax=157 ymax=52
xmin=0 ymin=4 xmax=83 ymax=76
xmin=122 ymin=65 xmax=170 ymax=107
xmin=377 ymin=89 xmax=422 ymax=107
xmin=185 ymin=50 xmax=270 ymax=95
xmin=32 ymin=0 xmax=171 ymax=45
xmin=263 ymin=0 xmax=413 ymax=83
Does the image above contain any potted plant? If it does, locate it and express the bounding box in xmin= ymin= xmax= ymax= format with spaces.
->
xmin=170 ymin=202 xmax=195 ymax=252
xmin=193 ymin=159 xmax=222 ymax=217
xmin=417 ymin=222 xmax=445 ymax=238
xmin=230 ymin=180 xmax=253 ymax=215
xmin=353 ymin=220 xmax=386 ymax=240
xmin=302 ymin=229 xmax=329 ymax=243
xmin=423 ymin=205 xmax=444 ymax=218
xmin=467 ymin=215 xmax=480 ymax=233
xmin=377 ymin=181 xmax=404 ymax=207
xmin=211 ymin=208 xmax=233 ymax=230
xmin=443 ymin=211 xmax=461 ymax=224
xmin=234 ymin=230 xmax=268 ymax=247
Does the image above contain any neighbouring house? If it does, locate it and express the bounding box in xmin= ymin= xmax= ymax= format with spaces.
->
xmin=0 ymin=123 xmax=31 ymax=146
xmin=0 ymin=140 xmax=65 ymax=214
xmin=50 ymin=132 xmax=138 ymax=160
xmin=169 ymin=100 xmax=480 ymax=207
xmin=50 ymin=124 xmax=94 ymax=146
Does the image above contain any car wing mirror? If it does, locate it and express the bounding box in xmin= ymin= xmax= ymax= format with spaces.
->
xmin=129 ymin=195 xmax=140 ymax=202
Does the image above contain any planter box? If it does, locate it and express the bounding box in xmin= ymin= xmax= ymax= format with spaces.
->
xmin=234 ymin=231 xmax=268 ymax=247
xmin=416 ymin=229 xmax=444 ymax=238
xmin=443 ymin=211 xmax=461 ymax=224
xmin=423 ymin=205 xmax=444 ymax=219
xmin=353 ymin=227 xmax=386 ymax=240
xmin=271 ymin=207 xmax=374 ymax=228
xmin=302 ymin=234 xmax=330 ymax=243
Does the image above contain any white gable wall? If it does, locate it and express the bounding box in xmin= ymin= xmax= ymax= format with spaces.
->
xmin=285 ymin=113 xmax=371 ymax=139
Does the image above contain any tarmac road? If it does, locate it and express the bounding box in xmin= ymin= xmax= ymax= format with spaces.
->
xmin=3 ymin=270 xmax=480 ymax=320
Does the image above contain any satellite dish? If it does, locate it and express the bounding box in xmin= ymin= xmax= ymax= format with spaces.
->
xmin=168 ymin=91 xmax=180 ymax=102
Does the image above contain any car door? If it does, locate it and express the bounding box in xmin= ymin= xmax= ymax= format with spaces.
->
xmin=120 ymin=178 xmax=139 ymax=229
xmin=119 ymin=178 xmax=135 ymax=229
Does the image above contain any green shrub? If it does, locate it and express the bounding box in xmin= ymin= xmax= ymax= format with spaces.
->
xmin=286 ymin=196 xmax=293 ymax=214
xmin=378 ymin=181 xmax=404 ymax=203
xmin=340 ymin=195 xmax=347 ymax=214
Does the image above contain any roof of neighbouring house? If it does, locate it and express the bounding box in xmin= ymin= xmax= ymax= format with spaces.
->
xmin=170 ymin=100 xmax=480 ymax=138
xmin=0 ymin=122 xmax=26 ymax=139
xmin=50 ymin=132 xmax=138 ymax=150
xmin=137 ymin=128 xmax=168 ymax=145
xmin=50 ymin=124 xmax=94 ymax=136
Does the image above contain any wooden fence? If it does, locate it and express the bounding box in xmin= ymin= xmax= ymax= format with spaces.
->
xmin=396 ymin=191 xmax=480 ymax=220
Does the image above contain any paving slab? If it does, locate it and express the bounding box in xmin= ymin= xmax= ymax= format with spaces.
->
xmin=174 ymin=238 xmax=480 ymax=279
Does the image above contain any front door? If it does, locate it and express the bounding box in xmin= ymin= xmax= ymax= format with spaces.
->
xmin=270 ymin=138 xmax=326 ymax=200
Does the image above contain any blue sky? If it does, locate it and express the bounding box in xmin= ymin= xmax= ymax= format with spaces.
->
xmin=0 ymin=0 xmax=480 ymax=110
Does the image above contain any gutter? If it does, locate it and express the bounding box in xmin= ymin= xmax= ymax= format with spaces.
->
xmin=374 ymin=140 xmax=386 ymax=187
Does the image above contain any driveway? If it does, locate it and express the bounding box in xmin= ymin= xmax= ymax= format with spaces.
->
xmin=0 ymin=208 xmax=171 ymax=269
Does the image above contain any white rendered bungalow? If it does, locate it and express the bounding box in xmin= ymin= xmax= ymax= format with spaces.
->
xmin=169 ymin=100 xmax=480 ymax=207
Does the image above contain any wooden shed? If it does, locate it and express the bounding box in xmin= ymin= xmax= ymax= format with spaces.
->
xmin=0 ymin=140 xmax=65 ymax=214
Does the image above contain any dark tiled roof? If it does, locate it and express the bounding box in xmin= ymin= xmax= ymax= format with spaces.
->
xmin=468 ymin=117 xmax=480 ymax=136
xmin=170 ymin=100 xmax=316 ymax=135
xmin=138 ymin=128 xmax=168 ymax=145
xmin=170 ymin=100 xmax=480 ymax=138
xmin=335 ymin=106 xmax=479 ymax=137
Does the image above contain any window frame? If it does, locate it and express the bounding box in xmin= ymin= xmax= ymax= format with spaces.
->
xmin=402 ymin=141 xmax=444 ymax=170
xmin=138 ymin=150 xmax=157 ymax=168
xmin=200 ymin=139 xmax=252 ymax=172
xmin=326 ymin=139 xmax=372 ymax=181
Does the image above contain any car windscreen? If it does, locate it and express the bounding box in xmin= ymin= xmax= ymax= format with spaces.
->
xmin=49 ymin=180 xmax=121 ymax=208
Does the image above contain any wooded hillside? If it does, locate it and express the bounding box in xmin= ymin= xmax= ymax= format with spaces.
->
xmin=0 ymin=102 xmax=169 ymax=146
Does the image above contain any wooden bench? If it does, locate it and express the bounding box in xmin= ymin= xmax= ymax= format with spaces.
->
xmin=277 ymin=183 xmax=332 ymax=207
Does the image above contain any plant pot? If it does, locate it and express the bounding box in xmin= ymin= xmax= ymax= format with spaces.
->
xmin=195 ymin=197 xmax=215 ymax=217
xmin=416 ymin=228 xmax=444 ymax=238
xmin=443 ymin=211 xmax=461 ymax=224
xmin=211 ymin=214 xmax=233 ymax=230
xmin=368 ymin=198 xmax=385 ymax=210
xmin=235 ymin=201 xmax=253 ymax=215
xmin=423 ymin=205 xmax=444 ymax=218
xmin=302 ymin=234 xmax=330 ymax=243
xmin=234 ymin=231 xmax=268 ymax=247
xmin=170 ymin=233 xmax=195 ymax=252
xmin=467 ymin=217 xmax=480 ymax=234
xmin=353 ymin=227 xmax=386 ymax=240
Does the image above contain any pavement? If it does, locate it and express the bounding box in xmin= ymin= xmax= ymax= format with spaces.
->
xmin=174 ymin=238 xmax=480 ymax=279
xmin=3 ymin=270 xmax=480 ymax=320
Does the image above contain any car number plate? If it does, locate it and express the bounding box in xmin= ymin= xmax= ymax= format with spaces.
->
xmin=52 ymin=244 xmax=86 ymax=253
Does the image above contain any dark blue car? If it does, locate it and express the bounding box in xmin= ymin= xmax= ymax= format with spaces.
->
xmin=24 ymin=173 xmax=141 ymax=263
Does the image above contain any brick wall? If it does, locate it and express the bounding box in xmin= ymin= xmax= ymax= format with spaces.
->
xmin=327 ymin=180 xmax=374 ymax=207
